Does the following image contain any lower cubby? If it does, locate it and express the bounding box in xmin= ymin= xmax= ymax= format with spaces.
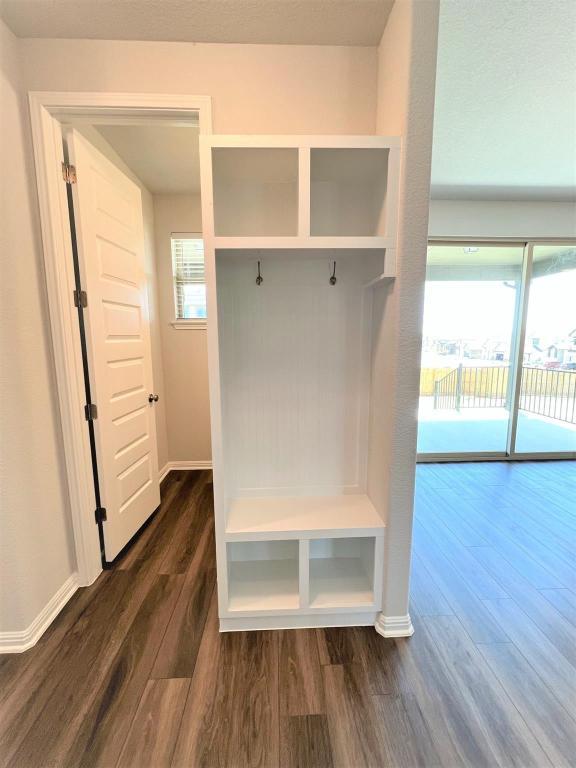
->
xmin=227 ymin=540 xmax=299 ymax=612
xmin=225 ymin=534 xmax=382 ymax=618
xmin=309 ymin=537 xmax=376 ymax=609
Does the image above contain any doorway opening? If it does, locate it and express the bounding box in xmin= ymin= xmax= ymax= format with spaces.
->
xmin=30 ymin=93 xmax=213 ymax=582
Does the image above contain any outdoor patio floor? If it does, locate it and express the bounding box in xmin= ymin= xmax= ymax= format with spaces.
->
xmin=417 ymin=401 xmax=576 ymax=454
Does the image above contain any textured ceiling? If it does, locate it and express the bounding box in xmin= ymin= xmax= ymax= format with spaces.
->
xmin=0 ymin=0 xmax=394 ymax=45
xmin=431 ymin=0 xmax=576 ymax=201
xmin=96 ymin=125 xmax=201 ymax=194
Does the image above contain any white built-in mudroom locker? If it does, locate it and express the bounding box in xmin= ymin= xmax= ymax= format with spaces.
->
xmin=200 ymin=136 xmax=401 ymax=632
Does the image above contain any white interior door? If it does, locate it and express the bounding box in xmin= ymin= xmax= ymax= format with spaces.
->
xmin=66 ymin=129 xmax=160 ymax=560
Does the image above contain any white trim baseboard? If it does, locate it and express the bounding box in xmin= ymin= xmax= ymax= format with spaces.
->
xmin=0 ymin=573 xmax=79 ymax=654
xmin=159 ymin=460 xmax=213 ymax=483
xmin=374 ymin=612 xmax=414 ymax=638
xmin=158 ymin=463 xmax=171 ymax=483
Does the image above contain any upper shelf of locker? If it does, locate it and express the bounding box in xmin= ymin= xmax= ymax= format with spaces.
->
xmin=199 ymin=135 xmax=401 ymax=260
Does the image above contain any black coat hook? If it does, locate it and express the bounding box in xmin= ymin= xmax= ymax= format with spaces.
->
xmin=329 ymin=261 xmax=337 ymax=286
xmin=256 ymin=260 xmax=263 ymax=286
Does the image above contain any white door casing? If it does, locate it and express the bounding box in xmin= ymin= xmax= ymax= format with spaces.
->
xmin=66 ymin=128 xmax=160 ymax=560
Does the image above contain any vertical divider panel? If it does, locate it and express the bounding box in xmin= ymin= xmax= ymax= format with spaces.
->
xmin=299 ymin=539 xmax=310 ymax=609
xmin=372 ymin=536 xmax=385 ymax=609
xmin=385 ymin=144 xmax=401 ymax=246
xmin=199 ymin=136 xmax=228 ymax=615
xmin=298 ymin=146 xmax=311 ymax=238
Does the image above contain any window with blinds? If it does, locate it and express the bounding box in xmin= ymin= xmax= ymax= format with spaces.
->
xmin=171 ymin=235 xmax=207 ymax=321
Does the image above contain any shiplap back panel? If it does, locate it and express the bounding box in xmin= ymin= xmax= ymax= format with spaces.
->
xmin=217 ymin=251 xmax=380 ymax=496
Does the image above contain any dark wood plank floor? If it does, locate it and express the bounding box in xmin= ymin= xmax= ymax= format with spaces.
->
xmin=1 ymin=462 xmax=575 ymax=767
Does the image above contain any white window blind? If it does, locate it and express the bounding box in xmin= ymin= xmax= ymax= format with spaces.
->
xmin=171 ymin=236 xmax=207 ymax=320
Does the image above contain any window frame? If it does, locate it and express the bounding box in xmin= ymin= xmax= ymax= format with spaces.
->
xmin=170 ymin=231 xmax=207 ymax=330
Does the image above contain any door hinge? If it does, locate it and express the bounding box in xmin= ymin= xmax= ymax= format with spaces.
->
xmin=73 ymin=289 xmax=87 ymax=308
xmin=62 ymin=162 xmax=77 ymax=184
xmin=95 ymin=507 xmax=107 ymax=524
xmin=84 ymin=403 xmax=98 ymax=421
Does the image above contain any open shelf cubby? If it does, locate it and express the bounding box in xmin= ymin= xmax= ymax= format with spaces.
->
xmin=310 ymin=148 xmax=390 ymax=237
xmin=212 ymin=147 xmax=299 ymax=237
xmin=227 ymin=540 xmax=299 ymax=612
xmin=309 ymin=537 xmax=376 ymax=609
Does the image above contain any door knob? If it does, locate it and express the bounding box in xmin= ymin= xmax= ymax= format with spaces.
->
xmin=148 ymin=394 xmax=159 ymax=403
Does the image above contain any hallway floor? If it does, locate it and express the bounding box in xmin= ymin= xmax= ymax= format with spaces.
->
xmin=1 ymin=463 xmax=575 ymax=767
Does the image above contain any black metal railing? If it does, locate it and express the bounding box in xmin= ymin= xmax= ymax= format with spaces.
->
xmin=432 ymin=364 xmax=576 ymax=424
xmin=519 ymin=366 xmax=576 ymax=425
xmin=433 ymin=364 xmax=508 ymax=411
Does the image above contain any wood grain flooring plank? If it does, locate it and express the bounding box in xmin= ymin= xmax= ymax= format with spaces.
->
xmin=151 ymin=523 xmax=216 ymax=679
xmin=420 ymin=488 xmax=567 ymax=590
xmin=413 ymin=524 xmax=510 ymax=643
xmin=316 ymin=626 xmax=403 ymax=697
xmin=322 ymin=663 xmax=388 ymax=768
xmin=372 ymin=693 xmax=442 ymax=767
xmin=62 ymin=573 xmax=184 ymax=768
xmin=390 ymin=626 xmax=496 ymax=768
xmin=129 ymin=472 xmax=208 ymax=575
xmin=116 ymin=471 xmax=184 ymax=571
xmin=409 ymin=552 xmax=454 ymax=619
xmin=279 ymin=629 xmax=326 ymax=716
xmin=482 ymin=597 xmax=576 ymax=714
xmin=1 ymin=568 xmax=135 ymax=766
xmin=280 ymin=714 xmax=334 ymax=768
xmin=470 ymin=546 xmax=576 ymax=666
xmin=10 ymin=573 xmax=184 ymax=768
xmin=172 ymin=596 xmax=280 ymax=768
xmin=0 ymin=569 xmax=113 ymax=725
xmin=158 ymin=473 xmax=213 ymax=575
xmin=418 ymin=486 xmax=491 ymax=547
xmin=476 ymin=503 xmax=576 ymax=588
xmin=539 ymin=588 xmax=576 ymax=628
xmin=316 ymin=627 xmax=361 ymax=666
xmin=414 ymin=506 xmax=509 ymax=599
xmin=349 ymin=627 xmax=403 ymax=696
xmin=477 ymin=642 xmax=576 ymax=768
xmin=421 ymin=615 xmax=553 ymax=768
xmin=116 ymin=678 xmax=190 ymax=768
xmin=486 ymin=491 xmax=576 ymax=563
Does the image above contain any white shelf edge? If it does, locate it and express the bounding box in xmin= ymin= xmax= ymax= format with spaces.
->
xmin=201 ymin=135 xmax=401 ymax=149
xmin=214 ymin=235 xmax=394 ymax=250
xmin=225 ymin=528 xmax=385 ymax=542
xmin=225 ymin=494 xmax=386 ymax=542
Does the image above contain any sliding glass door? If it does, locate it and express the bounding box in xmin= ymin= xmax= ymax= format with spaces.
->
xmin=417 ymin=243 xmax=524 ymax=455
xmin=514 ymin=245 xmax=576 ymax=454
xmin=417 ymin=241 xmax=576 ymax=459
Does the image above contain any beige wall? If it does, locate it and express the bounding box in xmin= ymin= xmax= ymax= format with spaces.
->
xmin=21 ymin=39 xmax=377 ymax=135
xmin=153 ymin=194 xmax=211 ymax=464
xmin=0 ymin=19 xmax=76 ymax=633
xmin=1 ymin=32 xmax=377 ymax=634
xmin=429 ymin=199 xmax=576 ymax=239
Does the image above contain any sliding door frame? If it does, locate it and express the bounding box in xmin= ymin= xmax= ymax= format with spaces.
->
xmin=417 ymin=237 xmax=576 ymax=463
